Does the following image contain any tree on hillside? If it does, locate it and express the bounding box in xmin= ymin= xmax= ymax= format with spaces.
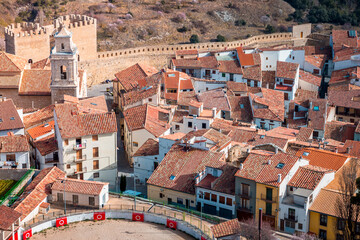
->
xmin=190 ymin=34 xmax=199 ymax=43
xmin=216 ymin=34 xmax=226 ymax=42
xmin=335 ymin=158 xmax=360 ymax=240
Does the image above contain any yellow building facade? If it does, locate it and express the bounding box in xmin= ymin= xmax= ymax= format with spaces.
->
xmin=309 ymin=211 xmax=343 ymax=240
xmin=147 ymin=184 xmax=197 ymax=208
xmin=255 ymin=183 xmax=280 ymax=229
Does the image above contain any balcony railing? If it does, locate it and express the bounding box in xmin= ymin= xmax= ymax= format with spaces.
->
xmin=237 ymin=207 xmax=252 ymax=213
xmin=75 ymin=167 xmax=87 ymax=174
xmin=260 ymin=194 xmax=277 ymax=203
xmin=237 ymin=191 xmax=252 ymax=199
xmin=73 ymin=143 xmax=86 ymax=150
xmin=284 ymin=213 xmax=298 ymax=222
xmin=74 ymin=155 xmax=87 ymax=161
xmin=2 ymin=161 xmax=17 ymax=167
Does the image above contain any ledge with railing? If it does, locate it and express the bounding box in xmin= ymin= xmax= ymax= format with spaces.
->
xmin=260 ymin=194 xmax=277 ymax=203
xmin=73 ymin=143 xmax=86 ymax=150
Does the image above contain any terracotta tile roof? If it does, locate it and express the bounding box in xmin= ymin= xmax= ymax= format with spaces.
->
xmin=147 ymin=145 xmax=225 ymax=194
xmin=250 ymin=88 xmax=285 ymax=122
xmin=229 ymin=128 xmax=257 ymax=143
xmin=243 ymin=65 xmax=262 ymax=81
xmin=172 ymin=110 xmax=189 ymax=123
xmin=51 ymin=178 xmax=108 ymax=195
xmin=334 ymin=46 xmax=360 ymax=62
xmin=276 ymin=61 xmax=299 ymax=80
xmin=0 ymin=135 xmax=29 ymax=153
xmin=210 ymin=118 xmax=239 ymax=133
xmin=18 ymin=69 xmax=51 ymax=96
xmin=325 ymin=121 xmax=356 ymax=142
xmin=40 ymin=202 xmax=50 ymax=208
xmin=13 ymin=167 xmax=65 ymax=219
xmin=255 ymin=152 xmax=300 ymax=187
xmin=261 ymin=71 xmax=276 ymax=89
xmin=197 ymin=88 xmax=230 ymax=111
xmin=76 ymin=96 xmax=109 ymax=113
xmin=305 ymin=54 xmax=327 ymax=69
xmin=329 ymin=66 xmax=360 ymax=86
xmin=175 ymin=50 xmax=198 ymax=56
xmin=33 ymin=134 xmax=58 ymax=156
xmin=331 ymin=30 xmax=359 ymax=51
xmin=309 ymin=188 xmax=344 ymax=217
xmin=328 ymin=82 xmax=360 ymax=92
xmin=124 ymin=104 xmax=170 ymax=137
xmin=31 ymin=58 xmax=51 ymax=70
xmin=296 ymin=148 xmax=348 ymax=171
xmin=160 ymin=132 xmax=186 ymax=141
xmin=218 ymin=60 xmax=243 ymax=74
xmin=250 ymin=135 xmax=289 ymax=150
xmin=122 ymin=86 xmax=158 ymax=107
xmin=114 ymin=63 xmax=158 ymax=92
xmin=23 ymin=104 xmax=54 ymax=129
xmin=236 ymin=47 xmax=255 ymax=66
xmin=199 ymin=56 xmax=219 ymax=69
xmin=337 ymin=140 xmax=360 ymax=158
xmin=296 ymin=127 xmax=313 ymax=142
xmin=226 ymin=81 xmax=248 ymax=93
xmin=55 ymin=102 xmax=117 ymax=139
xmin=196 ymin=164 xmax=238 ymax=195
xmin=0 ymin=99 xmax=24 ymax=132
xmin=294 ymin=89 xmax=318 ymax=105
xmin=303 ymin=46 xmax=332 ymax=57
xmin=227 ymin=95 xmax=252 ymax=122
xmin=235 ymin=152 xmax=271 ymax=179
xmin=202 ymin=129 xmax=232 ymax=151
xmin=265 ymin=126 xmax=299 ymax=139
xmin=288 ymin=165 xmax=333 ymax=190
xmin=0 ymin=206 xmax=21 ymax=230
xmin=177 ymin=91 xmax=198 ymax=107
xmin=0 ymin=52 xmax=28 ymax=72
xmin=27 ymin=120 xmax=54 ymax=140
xmin=133 ymin=138 xmax=159 ymax=157
xmin=307 ymin=99 xmax=328 ymax=131
xmin=211 ymin=219 xmax=241 ymax=238
xmin=299 ymin=70 xmax=322 ymax=87
xmin=328 ymin=89 xmax=360 ymax=109
xmin=164 ymin=71 xmax=193 ymax=101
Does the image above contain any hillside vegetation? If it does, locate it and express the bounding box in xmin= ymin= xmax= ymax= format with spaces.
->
xmin=0 ymin=0 xmax=297 ymax=51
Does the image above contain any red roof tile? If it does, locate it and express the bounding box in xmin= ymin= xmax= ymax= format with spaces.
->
xmin=250 ymin=88 xmax=285 ymax=122
xmin=0 ymin=135 xmax=29 ymax=153
xmin=236 ymin=47 xmax=255 ymax=66
xmin=243 ymin=65 xmax=262 ymax=81
xmin=0 ymin=52 xmax=27 ymax=72
xmin=332 ymin=30 xmax=359 ymax=51
xmin=27 ymin=120 xmax=54 ymax=140
xmin=305 ymin=54 xmax=327 ymax=69
xmin=226 ymin=82 xmax=248 ymax=93
xmin=296 ymin=148 xmax=348 ymax=171
xmin=288 ymin=165 xmax=333 ymax=190
xmin=308 ymin=99 xmax=328 ymax=131
xmin=133 ymin=138 xmax=159 ymax=157
xmin=261 ymin=71 xmax=276 ymax=89
xmin=122 ymin=86 xmax=158 ymax=107
xmin=276 ymin=61 xmax=299 ymax=79
xmin=114 ymin=63 xmax=158 ymax=92
xmin=235 ymin=152 xmax=271 ymax=180
xmin=147 ymin=145 xmax=225 ymax=194
xmin=31 ymin=58 xmax=51 ymax=70
xmin=328 ymin=89 xmax=360 ymax=109
xmin=218 ymin=60 xmax=243 ymax=74
xmin=0 ymin=99 xmax=24 ymax=132
xmin=51 ymin=178 xmax=108 ymax=195
xmin=18 ymin=69 xmax=51 ymax=96
xmin=299 ymin=70 xmax=322 ymax=87
xmin=33 ymin=134 xmax=58 ymax=156
xmin=212 ymin=219 xmax=241 ymax=238
xmin=197 ymin=88 xmax=230 ymax=111
xmin=0 ymin=206 xmax=21 ymax=230
xmin=23 ymin=104 xmax=54 ymax=129
xmin=227 ymin=95 xmax=252 ymax=122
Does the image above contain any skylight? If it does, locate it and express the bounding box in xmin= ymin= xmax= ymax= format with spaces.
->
xmin=313 ymin=106 xmax=319 ymax=111
xmin=90 ymin=103 xmax=97 ymax=106
xmin=170 ymin=175 xmax=176 ymax=180
xmin=276 ymin=163 xmax=285 ymax=169
xmin=10 ymin=117 xmax=15 ymax=120
xmin=0 ymin=119 xmax=2 ymax=123
xmin=168 ymin=74 xmax=176 ymax=77
xmin=240 ymin=104 xmax=244 ymax=109
xmin=303 ymin=152 xmax=309 ymax=156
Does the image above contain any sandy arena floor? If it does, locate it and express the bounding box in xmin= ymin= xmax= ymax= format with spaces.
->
xmin=31 ymin=219 xmax=196 ymax=240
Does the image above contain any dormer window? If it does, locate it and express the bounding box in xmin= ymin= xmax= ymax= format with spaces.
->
xmin=276 ymin=163 xmax=285 ymax=169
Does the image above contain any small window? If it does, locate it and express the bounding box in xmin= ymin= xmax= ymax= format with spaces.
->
xmin=226 ymin=197 xmax=232 ymax=206
xmin=10 ymin=117 xmax=15 ymax=120
xmin=159 ymin=193 xmax=164 ymax=198
xmin=319 ymin=229 xmax=327 ymax=240
xmin=266 ymin=57 xmax=268 ymax=60
xmin=175 ymin=125 xmax=180 ymax=130
xmin=212 ymin=70 xmax=216 ymax=74
xmin=313 ymin=106 xmax=319 ymax=111
xmin=93 ymin=147 xmax=99 ymax=158
xmin=170 ymin=175 xmax=176 ymax=180
xmin=92 ymin=135 xmax=98 ymax=141
xmin=188 ymin=121 xmax=193 ymax=128
xmin=337 ymin=219 xmax=345 ymax=230
xmin=292 ymin=56 xmax=295 ymax=60
xmin=67 ymin=164 xmax=71 ymax=169
xmin=202 ymin=123 xmax=207 ymax=129
xmin=93 ymin=172 xmax=100 ymax=178
xmin=204 ymin=192 xmax=210 ymax=200
xmin=298 ymin=223 xmax=303 ymax=230
xmin=64 ymin=139 xmax=69 ymax=146
xmin=219 ymin=196 xmax=225 ymax=204
xmin=6 ymin=154 xmax=15 ymax=161
xmin=61 ymin=43 xmax=65 ymax=50
xmin=290 ymin=186 xmax=293 ymax=191
xmin=148 ymin=98 xmax=152 ymax=102
xmin=240 ymin=104 xmax=244 ymax=109
xmin=133 ymin=142 xmax=138 ymax=147
xmin=320 ymin=214 xmax=328 ymax=226
xmin=177 ymin=198 xmax=183 ymax=205
xmin=276 ymin=163 xmax=285 ymax=169
xmin=211 ymin=194 xmax=217 ymax=202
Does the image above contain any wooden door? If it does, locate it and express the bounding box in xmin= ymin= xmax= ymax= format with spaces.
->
xmin=76 ymin=162 xmax=82 ymax=172
xmin=280 ymin=219 xmax=284 ymax=231
xmin=76 ymin=150 xmax=82 ymax=160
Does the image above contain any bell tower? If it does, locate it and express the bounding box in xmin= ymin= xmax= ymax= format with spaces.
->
xmin=50 ymin=25 xmax=83 ymax=103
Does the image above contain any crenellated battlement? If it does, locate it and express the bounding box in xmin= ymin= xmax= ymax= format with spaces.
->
xmin=5 ymin=21 xmax=49 ymax=38
xmin=54 ymin=14 xmax=97 ymax=29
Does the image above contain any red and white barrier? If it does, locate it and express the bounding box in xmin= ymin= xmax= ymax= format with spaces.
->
xmin=166 ymin=219 xmax=177 ymax=230
xmin=56 ymin=217 xmax=68 ymax=227
xmin=132 ymin=212 xmax=144 ymax=222
xmin=22 ymin=229 xmax=32 ymax=239
xmin=93 ymin=212 xmax=106 ymax=221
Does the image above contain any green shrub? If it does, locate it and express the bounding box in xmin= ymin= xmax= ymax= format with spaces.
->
xmin=190 ymin=34 xmax=199 ymax=43
xmin=216 ymin=34 xmax=226 ymax=42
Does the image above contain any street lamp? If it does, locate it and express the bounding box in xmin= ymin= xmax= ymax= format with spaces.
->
xmin=61 ymin=176 xmax=67 ymax=215
xmin=133 ymin=173 xmax=137 ymax=211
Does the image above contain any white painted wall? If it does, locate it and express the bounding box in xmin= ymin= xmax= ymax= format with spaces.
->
xmin=298 ymin=79 xmax=319 ymax=92
xmin=0 ymin=152 xmax=29 ymax=169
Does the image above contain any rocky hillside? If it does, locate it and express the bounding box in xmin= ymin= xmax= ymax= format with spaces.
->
xmin=0 ymin=0 xmax=296 ymax=51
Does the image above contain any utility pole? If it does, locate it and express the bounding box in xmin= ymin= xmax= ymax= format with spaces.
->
xmin=259 ymin=208 xmax=263 ymax=240
xmin=134 ymin=174 xmax=136 ymax=211
xmin=61 ymin=176 xmax=67 ymax=215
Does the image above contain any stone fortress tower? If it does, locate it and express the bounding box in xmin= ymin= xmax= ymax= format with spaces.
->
xmin=50 ymin=25 xmax=87 ymax=104
xmin=4 ymin=14 xmax=97 ymax=63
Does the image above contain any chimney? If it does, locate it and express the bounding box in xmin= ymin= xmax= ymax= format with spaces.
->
xmin=347 ymin=147 xmax=351 ymax=154
xmin=240 ymin=163 xmax=244 ymax=170
xmin=277 ymin=174 xmax=282 ymax=183
xmin=212 ymin=107 xmax=217 ymax=118
xmin=268 ymin=159 xmax=272 ymax=165
xmin=336 ymin=148 xmax=339 ymax=153
xmin=275 ymin=147 xmax=278 ymax=154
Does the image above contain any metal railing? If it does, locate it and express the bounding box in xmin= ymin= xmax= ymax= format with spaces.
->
xmin=73 ymin=143 xmax=86 ymax=150
xmin=73 ymin=155 xmax=87 ymax=161
xmin=260 ymin=194 xmax=277 ymax=203
xmin=284 ymin=213 xmax=298 ymax=222
xmin=23 ymin=203 xmax=214 ymax=239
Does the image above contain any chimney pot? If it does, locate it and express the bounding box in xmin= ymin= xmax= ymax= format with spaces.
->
xmin=240 ymin=163 xmax=244 ymax=170
xmin=277 ymin=174 xmax=282 ymax=183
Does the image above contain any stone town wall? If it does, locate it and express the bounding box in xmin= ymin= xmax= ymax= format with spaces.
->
xmin=80 ymin=32 xmax=293 ymax=85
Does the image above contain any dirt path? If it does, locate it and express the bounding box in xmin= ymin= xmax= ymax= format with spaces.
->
xmin=31 ymin=219 xmax=195 ymax=240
